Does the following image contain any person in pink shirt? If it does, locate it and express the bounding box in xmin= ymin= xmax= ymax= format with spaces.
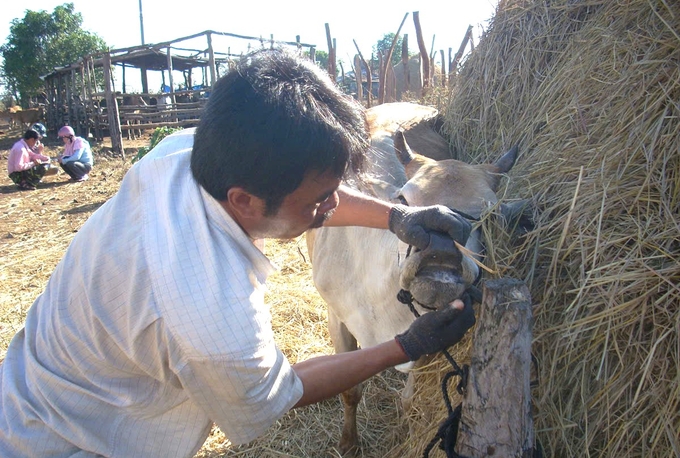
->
xmin=57 ymin=125 xmax=93 ymax=182
xmin=6 ymin=128 xmax=55 ymax=190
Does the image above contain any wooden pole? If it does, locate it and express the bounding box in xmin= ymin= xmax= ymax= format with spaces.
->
xmin=439 ymin=50 xmax=446 ymax=87
xmin=354 ymin=54 xmax=363 ymax=102
xmin=401 ymin=35 xmax=410 ymax=100
xmin=451 ymin=25 xmax=473 ymax=82
xmin=455 ymin=278 xmax=535 ymax=457
xmin=325 ymin=23 xmax=336 ymax=80
xmin=353 ymin=40 xmax=372 ymax=107
xmin=102 ymin=52 xmax=125 ymax=159
xmin=207 ymin=32 xmax=217 ymax=87
xmin=166 ymin=46 xmax=178 ymax=122
xmin=379 ymin=12 xmax=408 ymax=105
xmin=413 ymin=11 xmax=430 ymax=98
xmin=79 ymin=63 xmax=87 ymax=136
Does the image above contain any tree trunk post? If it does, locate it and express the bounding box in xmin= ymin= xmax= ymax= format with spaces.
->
xmin=455 ymin=278 xmax=535 ymax=457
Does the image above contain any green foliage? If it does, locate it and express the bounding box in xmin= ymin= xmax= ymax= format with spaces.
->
xmin=0 ymin=3 xmax=107 ymax=105
xmin=302 ymin=49 xmax=330 ymax=73
xmin=313 ymin=50 xmax=329 ymax=69
xmin=374 ymin=33 xmax=407 ymax=67
xmin=132 ymin=127 xmax=183 ymax=163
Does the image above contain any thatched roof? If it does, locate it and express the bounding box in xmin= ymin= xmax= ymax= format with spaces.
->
xmin=401 ymin=0 xmax=679 ymax=456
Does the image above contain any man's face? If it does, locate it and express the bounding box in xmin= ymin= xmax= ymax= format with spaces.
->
xmin=254 ymin=169 xmax=341 ymax=240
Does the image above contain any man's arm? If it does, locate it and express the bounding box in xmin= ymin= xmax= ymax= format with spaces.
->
xmin=291 ymin=339 xmax=408 ymax=408
xmin=323 ymin=185 xmax=392 ymax=229
xmin=291 ymin=297 xmax=474 ymax=408
xmin=324 ymin=185 xmax=472 ymax=250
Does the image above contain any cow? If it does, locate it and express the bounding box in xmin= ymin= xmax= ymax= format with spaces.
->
xmin=9 ymin=107 xmax=45 ymax=128
xmin=306 ymin=102 xmax=526 ymax=456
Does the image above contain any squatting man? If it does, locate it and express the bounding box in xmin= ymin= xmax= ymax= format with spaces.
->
xmin=0 ymin=49 xmax=475 ymax=457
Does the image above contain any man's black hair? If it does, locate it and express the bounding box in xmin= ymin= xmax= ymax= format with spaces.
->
xmin=23 ymin=129 xmax=40 ymax=141
xmin=191 ymin=48 xmax=368 ymax=215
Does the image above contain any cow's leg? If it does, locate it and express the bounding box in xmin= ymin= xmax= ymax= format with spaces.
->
xmin=328 ymin=309 xmax=362 ymax=457
xmin=400 ymin=356 xmax=432 ymax=410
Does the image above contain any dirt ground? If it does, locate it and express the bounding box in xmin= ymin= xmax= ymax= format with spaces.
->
xmin=0 ymin=127 xmax=142 ymax=353
xmin=0 ymin=126 xmax=407 ymax=457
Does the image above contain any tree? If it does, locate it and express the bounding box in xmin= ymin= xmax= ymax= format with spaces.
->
xmin=302 ymin=49 xmax=330 ymax=73
xmin=0 ymin=3 xmax=107 ymax=105
xmin=373 ymin=33 xmax=406 ymax=68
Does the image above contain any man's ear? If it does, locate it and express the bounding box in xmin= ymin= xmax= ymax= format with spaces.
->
xmin=225 ymin=187 xmax=264 ymax=220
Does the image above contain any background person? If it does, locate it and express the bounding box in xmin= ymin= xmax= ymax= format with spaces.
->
xmin=0 ymin=49 xmax=474 ymax=457
xmin=6 ymin=128 xmax=53 ymax=190
xmin=57 ymin=125 xmax=93 ymax=181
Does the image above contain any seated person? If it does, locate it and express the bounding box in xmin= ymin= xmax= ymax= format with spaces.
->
xmin=7 ymin=128 xmax=54 ymax=191
xmin=57 ymin=126 xmax=93 ymax=182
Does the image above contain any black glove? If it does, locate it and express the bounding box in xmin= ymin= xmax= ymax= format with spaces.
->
xmin=388 ymin=204 xmax=472 ymax=251
xmin=395 ymin=294 xmax=475 ymax=361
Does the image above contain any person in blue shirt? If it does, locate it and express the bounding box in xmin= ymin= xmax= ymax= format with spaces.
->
xmin=57 ymin=125 xmax=93 ymax=182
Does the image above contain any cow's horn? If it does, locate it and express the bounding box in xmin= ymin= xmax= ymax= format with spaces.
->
xmin=393 ymin=130 xmax=414 ymax=165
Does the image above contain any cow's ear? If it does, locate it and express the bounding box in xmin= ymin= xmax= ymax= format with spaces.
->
xmin=393 ymin=130 xmax=415 ymax=166
xmin=493 ymin=145 xmax=519 ymax=173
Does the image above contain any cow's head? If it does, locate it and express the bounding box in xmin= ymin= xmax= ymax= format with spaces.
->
xmin=390 ymin=130 xmax=519 ymax=309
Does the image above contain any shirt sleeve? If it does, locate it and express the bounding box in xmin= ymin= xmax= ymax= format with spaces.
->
xmin=177 ymin=343 xmax=303 ymax=445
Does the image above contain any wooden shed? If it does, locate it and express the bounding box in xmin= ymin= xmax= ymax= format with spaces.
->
xmin=41 ymin=30 xmax=315 ymax=155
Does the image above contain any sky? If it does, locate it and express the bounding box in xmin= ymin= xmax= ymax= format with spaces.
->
xmin=1 ymin=0 xmax=499 ymax=93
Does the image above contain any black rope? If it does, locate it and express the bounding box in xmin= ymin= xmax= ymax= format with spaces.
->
xmin=397 ymin=287 xmax=471 ymax=458
xmin=421 ymin=347 xmax=469 ymax=458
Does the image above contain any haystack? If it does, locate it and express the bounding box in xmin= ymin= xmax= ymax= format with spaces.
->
xmin=401 ymin=0 xmax=679 ymax=456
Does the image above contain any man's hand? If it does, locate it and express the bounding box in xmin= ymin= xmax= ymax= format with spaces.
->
xmin=388 ymin=204 xmax=472 ymax=250
xmin=395 ymin=294 xmax=475 ymax=361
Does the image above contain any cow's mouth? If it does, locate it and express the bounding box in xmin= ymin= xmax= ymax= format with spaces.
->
xmin=406 ymin=264 xmax=468 ymax=310
xmin=399 ymin=236 xmax=478 ymax=310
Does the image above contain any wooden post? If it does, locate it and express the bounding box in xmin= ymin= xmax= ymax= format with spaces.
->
xmin=413 ymin=11 xmax=430 ymax=98
xmin=448 ymin=48 xmax=454 ymax=86
xmin=166 ymin=47 xmax=178 ymax=122
xmin=79 ymin=62 xmax=87 ymax=136
xmin=352 ymin=41 xmax=372 ymax=107
xmin=68 ymin=69 xmax=75 ymax=127
xmin=451 ymin=25 xmax=473 ymax=83
xmin=102 ymin=52 xmax=125 ymax=159
xmin=455 ymin=278 xmax=535 ymax=457
xmin=401 ymin=35 xmax=410 ymax=100
xmin=354 ymin=54 xmax=363 ymax=102
xmin=325 ymin=23 xmax=336 ymax=80
xmin=379 ymin=12 xmax=408 ymax=105
xmin=439 ymin=50 xmax=446 ymax=87
xmin=140 ymin=66 xmax=149 ymax=93
xmin=207 ymin=32 xmax=217 ymax=87
xmin=84 ymin=56 xmax=96 ymax=139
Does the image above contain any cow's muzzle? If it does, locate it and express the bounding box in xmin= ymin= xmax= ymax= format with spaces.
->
xmin=399 ymin=232 xmax=478 ymax=310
